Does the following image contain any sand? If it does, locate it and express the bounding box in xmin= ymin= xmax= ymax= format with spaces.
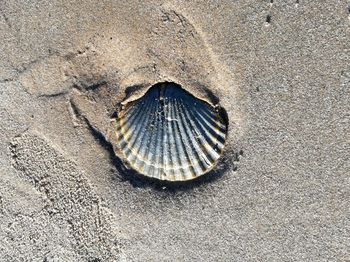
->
xmin=1 ymin=0 xmax=349 ymax=261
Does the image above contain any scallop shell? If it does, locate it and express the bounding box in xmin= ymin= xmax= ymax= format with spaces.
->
xmin=115 ymin=82 xmax=227 ymax=181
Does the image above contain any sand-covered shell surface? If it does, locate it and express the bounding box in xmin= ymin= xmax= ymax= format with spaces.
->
xmin=115 ymin=82 xmax=228 ymax=181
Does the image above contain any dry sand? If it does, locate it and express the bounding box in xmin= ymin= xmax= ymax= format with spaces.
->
xmin=1 ymin=0 xmax=349 ymax=261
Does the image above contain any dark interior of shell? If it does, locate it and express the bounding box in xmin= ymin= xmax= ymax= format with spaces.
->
xmin=115 ymin=82 xmax=228 ymax=181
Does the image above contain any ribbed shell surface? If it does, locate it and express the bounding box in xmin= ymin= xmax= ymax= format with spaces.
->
xmin=115 ymin=83 xmax=227 ymax=181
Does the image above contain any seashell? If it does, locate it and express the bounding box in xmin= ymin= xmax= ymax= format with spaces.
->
xmin=114 ymin=82 xmax=227 ymax=181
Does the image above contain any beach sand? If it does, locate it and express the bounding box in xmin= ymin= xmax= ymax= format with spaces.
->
xmin=1 ymin=0 xmax=349 ymax=260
